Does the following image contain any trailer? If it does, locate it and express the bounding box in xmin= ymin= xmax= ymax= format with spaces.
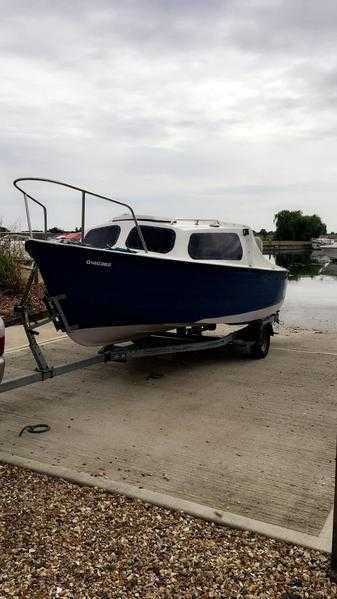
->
xmin=0 ymin=269 xmax=278 ymax=394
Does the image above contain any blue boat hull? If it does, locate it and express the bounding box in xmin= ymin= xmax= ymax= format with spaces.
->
xmin=26 ymin=240 xmax=287 ymax=345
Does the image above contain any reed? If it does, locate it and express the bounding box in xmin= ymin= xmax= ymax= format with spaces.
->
xmin=0 ymin=235 xmax=24 ymax=293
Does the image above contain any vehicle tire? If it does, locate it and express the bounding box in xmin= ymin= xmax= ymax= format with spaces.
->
xmin=250 ymin=326 xmax=271 ymax=359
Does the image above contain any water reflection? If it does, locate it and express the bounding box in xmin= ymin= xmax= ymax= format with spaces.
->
xmin=320 ymin=261 xmax=337 ymax=277
xmin=264 ymin=250 xmax=337 ymax=331
xmin=265 ymin=250 xmax=335 ymax=280
xmin=276 ymin=252 xmax=321 ymax=280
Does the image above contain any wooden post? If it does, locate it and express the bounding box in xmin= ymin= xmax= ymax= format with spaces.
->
xmin=331 ymin=438 xmax=337 ymax=572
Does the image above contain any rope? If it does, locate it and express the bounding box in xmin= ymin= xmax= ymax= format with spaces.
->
xmin=19 ymin=424 xmax=50 ymax=437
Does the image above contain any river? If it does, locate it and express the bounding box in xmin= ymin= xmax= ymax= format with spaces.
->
xmin=266 ymin=251 xmax=337 ymax=332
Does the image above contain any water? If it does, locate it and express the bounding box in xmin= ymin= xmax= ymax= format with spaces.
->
xmin=266 ymin=251 xmax=337 ymax=332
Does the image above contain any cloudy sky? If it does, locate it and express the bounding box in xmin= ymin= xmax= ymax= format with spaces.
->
xmin=1 ymin=0 xmax=337 ymax=231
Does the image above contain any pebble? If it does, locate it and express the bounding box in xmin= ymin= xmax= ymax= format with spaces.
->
xmin=1 ymin=464 xmax=337 ymax=598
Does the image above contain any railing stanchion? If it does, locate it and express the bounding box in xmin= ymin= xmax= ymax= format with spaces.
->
xmin=81 ymin=191 xmax=86 ymax=244
xmin=24 ymin=193 xmax=33 ymax=238
xmin=43 ymin=206 xmax=48 ymax=239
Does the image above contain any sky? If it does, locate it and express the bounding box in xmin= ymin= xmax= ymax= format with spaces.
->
xmin=1 ymin=0 xmax=337 ymax=232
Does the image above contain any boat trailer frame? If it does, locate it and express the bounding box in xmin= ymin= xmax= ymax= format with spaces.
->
xmin=0 ymin=266 xmax=278 ymax=394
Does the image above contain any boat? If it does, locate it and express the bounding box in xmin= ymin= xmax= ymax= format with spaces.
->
xmin=311 ymin=237 xmax=332 ymax=250
xmin=14 ymin=178 xmax=288 ymax=346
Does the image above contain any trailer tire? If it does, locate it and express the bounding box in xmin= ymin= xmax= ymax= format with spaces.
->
xmin=250 ymin=326 xmax=271 ymax=359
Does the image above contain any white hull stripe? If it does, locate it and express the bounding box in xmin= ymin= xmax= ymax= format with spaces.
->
xmin=198 ymin=302 xmax=283 ymax=324
xmin=69 ymin=302 xmax=282 ymax=346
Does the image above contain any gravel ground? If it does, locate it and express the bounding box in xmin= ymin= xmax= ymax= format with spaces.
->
xmin=0 ymin=283 xmax=45 ymax=324
xmin=1 ymin=464 xmax=337 ymax=599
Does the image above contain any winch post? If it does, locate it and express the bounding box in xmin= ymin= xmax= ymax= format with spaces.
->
xmin=15 ymin=264 xmax=53 ymax=378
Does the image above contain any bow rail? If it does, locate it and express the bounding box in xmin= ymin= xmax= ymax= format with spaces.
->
xmin=13 ymin=177 xmax=148 ymax=252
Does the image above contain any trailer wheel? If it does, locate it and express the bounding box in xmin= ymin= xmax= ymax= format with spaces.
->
xmin=250 ymin=326 xmax=271 ymax=359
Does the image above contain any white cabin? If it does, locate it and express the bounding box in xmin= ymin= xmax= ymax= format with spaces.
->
xmin=83 ymin=215 xmax=284 ymax=272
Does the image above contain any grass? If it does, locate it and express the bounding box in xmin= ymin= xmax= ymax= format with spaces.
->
xmin=0 ymin=235 xmax=24 ymax=293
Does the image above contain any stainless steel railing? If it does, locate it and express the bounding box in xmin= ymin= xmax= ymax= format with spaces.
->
xmin=13 ymin=177 xmax=148 ymax=252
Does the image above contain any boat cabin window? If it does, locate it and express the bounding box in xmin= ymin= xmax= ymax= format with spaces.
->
xmin=188 ymin=232 xmax=243 ymax=260
xmin=84 ymin=225 xmax=121 ymax=248
xmin=126 ymin=226 xmax=176 ymax=253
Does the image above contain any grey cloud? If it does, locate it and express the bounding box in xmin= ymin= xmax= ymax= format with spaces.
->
xmin=3 ymin=1 xmax=337 ymax=63
xmin=1 ymin=1 xmax=337 ymax=231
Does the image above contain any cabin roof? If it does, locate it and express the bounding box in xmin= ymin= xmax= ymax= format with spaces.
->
xmin=110 ymin=214 xmax=248 ymax=231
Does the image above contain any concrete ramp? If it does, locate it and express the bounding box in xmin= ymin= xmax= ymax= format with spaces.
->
xmin=1 ymin=329 xmax=337 ymax=549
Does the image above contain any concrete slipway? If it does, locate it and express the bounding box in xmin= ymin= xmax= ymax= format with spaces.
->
xmin=1 ymin=324 xmax=337 ymax=551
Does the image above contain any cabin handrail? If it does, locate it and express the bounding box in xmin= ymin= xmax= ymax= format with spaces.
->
xmin=13 ymin=177 xmax=148 ymax=252
xmin=171 ymin=218 xmax=221 ymax=225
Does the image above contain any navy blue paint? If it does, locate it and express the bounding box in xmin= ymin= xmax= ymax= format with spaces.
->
xmin=26 ymin=240 xmax=287 ymax=330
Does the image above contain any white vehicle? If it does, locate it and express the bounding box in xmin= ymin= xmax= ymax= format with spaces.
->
xmin=0 ymin=317 xmax=5 ymax=384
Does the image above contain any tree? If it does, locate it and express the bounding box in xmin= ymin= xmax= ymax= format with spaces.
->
xmin=273 ymin=210 xmax=327 ymax=241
